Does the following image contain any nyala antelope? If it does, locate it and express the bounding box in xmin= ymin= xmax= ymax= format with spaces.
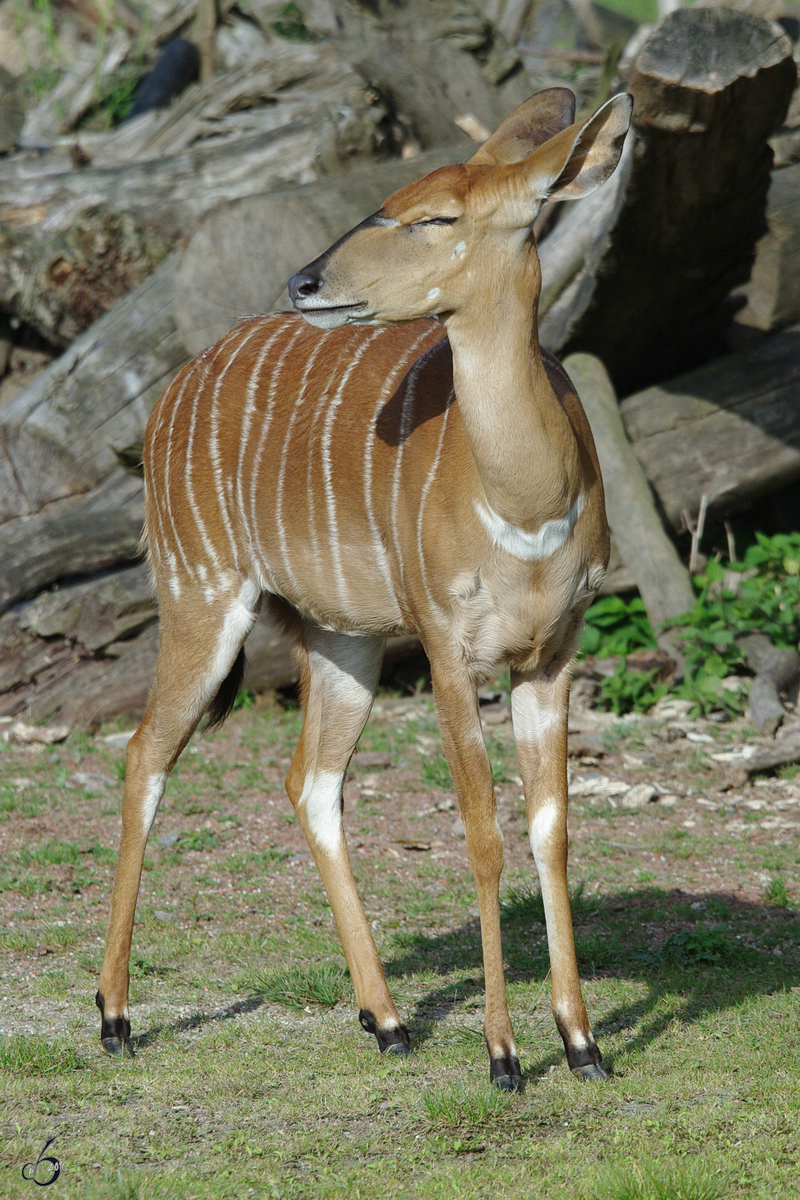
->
xmin=97 ymin=87 xmax=632 ymax=1089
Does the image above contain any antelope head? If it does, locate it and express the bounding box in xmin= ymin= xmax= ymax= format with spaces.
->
xmin=288 ymin=88 xmax=632 ymax=330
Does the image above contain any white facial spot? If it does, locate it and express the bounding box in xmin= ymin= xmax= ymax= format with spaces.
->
xmin=451 ymin=240 xmax=466 ymax=260
xmin=298 ymin=769 xmax=343 ymax=853
xmin=426 ymin=287 xmax=441 ymax=301
xmin=475 ymin=494 xmax=585 ymax=561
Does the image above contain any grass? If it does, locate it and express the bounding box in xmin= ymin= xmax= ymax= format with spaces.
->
xmin=2 ymin=696 xmax=800 ymax=1198
xmin=250 ymin=963 xmax=349 ymax=1010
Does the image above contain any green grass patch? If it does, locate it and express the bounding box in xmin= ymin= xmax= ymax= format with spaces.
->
xmin=0 ymin=1034 xmax=87 ymax=1075
xmin=251 ymin=962 xmax=349 ymax=1010
xmin=422 ymin=1081 xmax=514 ymax=1128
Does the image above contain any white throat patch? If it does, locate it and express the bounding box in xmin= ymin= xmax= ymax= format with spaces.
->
xmin=475 ymin=494 xmax=584 ymax=561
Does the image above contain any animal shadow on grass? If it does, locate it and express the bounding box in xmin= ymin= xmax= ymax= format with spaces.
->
xmin=130 ymin=995 xmax=266 ymax=1052
xmin=383 ymin=886 xmax=800 ymax=1078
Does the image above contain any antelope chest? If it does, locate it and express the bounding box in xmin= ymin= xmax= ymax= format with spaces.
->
xmin=447 ymin=549 xmax=604 ymax=677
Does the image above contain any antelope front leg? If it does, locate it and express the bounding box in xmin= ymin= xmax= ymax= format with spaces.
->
xmin=511 ymin=666 xmax=607 ymax=1079
xmin=430 ymin=657 xmax=519 ymax=1090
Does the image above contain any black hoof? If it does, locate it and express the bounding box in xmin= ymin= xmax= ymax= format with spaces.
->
xmin=492 ymin=1073 xmax=523 ymax=1093
xmin=101 ymin=1036 xmax=133 ymax=1056
xmin=490 ymin=1052 xmax=522 ymax=1091
xmin=96 ymin=990 xmax=132 ymax=1055
xmin=384 ymin=1040 xmax=412 ymax=1057
xmin=358 ymin=1008 xmax=411 ymax=1055
xmin=571 ymin=1061 xmax=609 ymax=1081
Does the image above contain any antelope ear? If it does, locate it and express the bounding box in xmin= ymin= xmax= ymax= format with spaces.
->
xmin=518 ymin=93 xmax=633 ymax=202
xmin=468 ymin=88 xmax=577 ymax=166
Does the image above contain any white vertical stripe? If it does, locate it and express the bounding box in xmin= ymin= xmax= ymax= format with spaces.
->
xmin=208 ymin=322 xmax=267 ymax=568
xmin=249 ymin=319 xmax=314 ymax=590
xmin=182 ymin=324 xmax=247 ymax=589
xmin=416 ymin=385 xmax=453 ymax=610
xmin=390 ymin=355 xmax=427 ymax=589
xmin=322 ymin=328 xmax=385 ymax=607
xmin=236 ymin=316 xmax=286 ymax=572
xmin=274 ymin=329 xmax=333 ymax=593
xmin=363 ymin=326 xmax=437 ymax=598
xmin=161 ymin=363 xmax=207 ymax=584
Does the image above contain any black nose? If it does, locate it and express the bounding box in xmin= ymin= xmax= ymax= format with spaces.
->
xmin=288 ymin=269 xmax=323 ymax=304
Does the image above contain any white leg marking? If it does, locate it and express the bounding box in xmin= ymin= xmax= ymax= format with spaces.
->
xmin=141 ymin=772 xmax=167 ymax=837
xmin=475 ymin=493 xmax=585 ymax=561
xmin=511 ymin=684 xmax=564 ymax=746
xmin=210 ymin=579 xmax=261 ymax=683
xmin=298 ymin=769 xmax=344 ymax=854
xmin=528 ymin=801 xmax=558 ymax=858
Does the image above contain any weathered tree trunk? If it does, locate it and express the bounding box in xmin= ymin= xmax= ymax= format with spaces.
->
xmin=539 ymin=7 xmax=797 ymax=395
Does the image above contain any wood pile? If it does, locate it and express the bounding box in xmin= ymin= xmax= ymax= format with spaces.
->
xmin=1 ymin=0 xmax=800 ymax=728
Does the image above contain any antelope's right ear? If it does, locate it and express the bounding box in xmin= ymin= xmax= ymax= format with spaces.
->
xmin=468 ymin=88 xmax=577 ymax=166
xmin=519 ymin=93 xmax=633 ymax=202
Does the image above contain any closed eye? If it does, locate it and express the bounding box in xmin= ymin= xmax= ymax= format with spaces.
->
xmin=412 ymin=216 xmax=458 ymax=227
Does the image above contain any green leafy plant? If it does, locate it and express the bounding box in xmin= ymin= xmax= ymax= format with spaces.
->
xmin=669 ymin=532 xmax=800 ymax=715
xmin=600 ymin=658 xmax=668 ymax=715
xmin=765 ymin=876 xmax=790 ymax=908
xmin=580 ymin=594 xmax=657 ymax=658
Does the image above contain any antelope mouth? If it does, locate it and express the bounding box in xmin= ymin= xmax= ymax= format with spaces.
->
xmin=294 ymin=300 xmax=369 ymax=330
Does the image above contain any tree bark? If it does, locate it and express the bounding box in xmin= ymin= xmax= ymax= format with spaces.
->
xmin=539 ymin=7 xmax=797 ymax=395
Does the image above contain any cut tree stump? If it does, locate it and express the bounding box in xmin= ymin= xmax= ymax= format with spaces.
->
xmin=539 ymin=7 xmax=797 ymax=395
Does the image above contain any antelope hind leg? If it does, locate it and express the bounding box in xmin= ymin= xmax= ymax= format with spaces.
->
xmin=97 ymin=587 xmax=258 ymax=1053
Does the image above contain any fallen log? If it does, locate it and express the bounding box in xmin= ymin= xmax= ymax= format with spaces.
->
xmin=619 ymin=323 xmax=800 ymax=532
xmin=737 ymin=632 xmax=800 ymax=736
xmin=299 ymin=0 xmax=534 ymax=150
xmin=0 ymin=44 xmax=379 ymax=344
xmin=0 ymin=253 xmax=186 ymax=532
xmin=562 ymin=352 xmax=695 ymax=629
xmin=539 ymin=7 xmax=797 ymax=394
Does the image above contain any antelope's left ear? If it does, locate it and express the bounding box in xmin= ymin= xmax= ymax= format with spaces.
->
xmin=520 ymin=93 xmax=633 ymax=202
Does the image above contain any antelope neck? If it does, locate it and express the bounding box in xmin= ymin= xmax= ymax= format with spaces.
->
xmin=443 ymin=267 xmax=582 ymax=535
